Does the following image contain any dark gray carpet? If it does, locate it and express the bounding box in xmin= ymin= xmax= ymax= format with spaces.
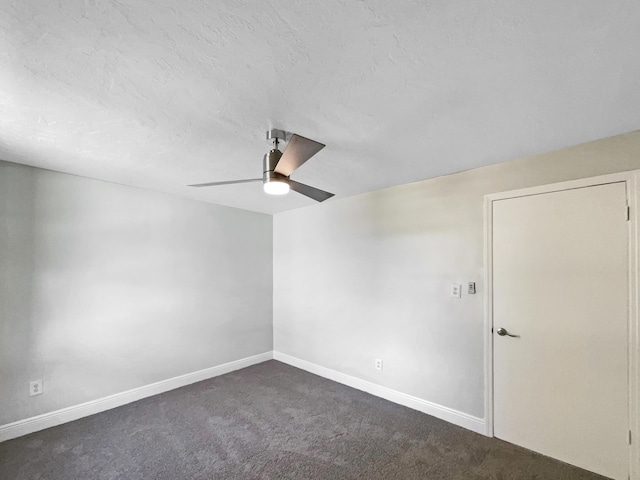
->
xmin=0 ymin=360 xmax=608 ymax=480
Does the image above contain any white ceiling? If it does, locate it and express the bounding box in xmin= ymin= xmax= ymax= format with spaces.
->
xmin=1 ymin=1 xmax=639 ymax=214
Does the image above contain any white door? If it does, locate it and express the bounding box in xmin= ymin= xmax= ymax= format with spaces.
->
xmin=492 ymin=182 xmax=629 ymax=480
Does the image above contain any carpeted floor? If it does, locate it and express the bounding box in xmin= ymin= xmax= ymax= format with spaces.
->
xmin=0 ymin=360 xmax=608 ymax=480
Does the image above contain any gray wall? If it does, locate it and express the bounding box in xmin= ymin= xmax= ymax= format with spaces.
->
xmin=273 ymin=131 xmax=640 ymax=418
xmin=3 ymin=131 xmax=640 ymax=428
xmin=0 ymin=161 xmax=273 ymax=425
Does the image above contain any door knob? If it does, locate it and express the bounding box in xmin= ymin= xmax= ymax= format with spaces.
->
xmin=496 ymin=327 xmax=519 ymax=338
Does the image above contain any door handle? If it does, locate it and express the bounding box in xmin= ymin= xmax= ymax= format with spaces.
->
xmin=496 ymin=327 xmax=519 ymax=338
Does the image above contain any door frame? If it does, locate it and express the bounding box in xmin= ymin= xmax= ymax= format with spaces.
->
xmin=484 ymin=171 xmax=640 ymax=479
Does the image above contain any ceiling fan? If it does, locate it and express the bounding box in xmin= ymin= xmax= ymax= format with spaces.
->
xmin=188 ymin=129 xmax=334 ymax=202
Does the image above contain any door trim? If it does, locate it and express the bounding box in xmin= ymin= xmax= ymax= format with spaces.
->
xmin=483 ymin=171 xmax=640 ymax=479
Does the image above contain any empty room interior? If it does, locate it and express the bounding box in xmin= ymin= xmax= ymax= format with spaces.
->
xmin=1 ymin=1 xmax=640 ymax=479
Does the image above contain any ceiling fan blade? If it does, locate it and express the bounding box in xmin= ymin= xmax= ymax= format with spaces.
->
xmin=289 ymin=180 xmax=334 ymax=202
xmin=274 ymin=134 xmax=325 ymax=176
xmin=188 ymin=178 xmax=262 ymax=187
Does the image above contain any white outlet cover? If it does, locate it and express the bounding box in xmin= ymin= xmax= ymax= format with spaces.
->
xmin=29 ymin=380 xmax=43 ymax=396
xmin=450 ymin=284 xmax=462 ymax=298
xmin=375 ymin=359 xmax=383 ymax=371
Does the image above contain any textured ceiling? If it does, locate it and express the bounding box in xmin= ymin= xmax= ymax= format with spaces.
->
xmin=1 ymin=1 xmax=639 ymax=214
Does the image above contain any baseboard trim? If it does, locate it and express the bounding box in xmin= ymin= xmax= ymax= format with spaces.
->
xmin=273 ymin=351 xmax=486 ymax=435
xmin=0 ymin=351 xmax=273 ymax=443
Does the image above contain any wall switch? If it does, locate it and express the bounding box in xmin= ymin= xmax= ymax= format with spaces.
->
xmin=375 ymin=359 xmax=383 ymax=371
xmin=468 ymin=282 xmax=476 ymax=294
xmin=29 ymin=380 xmax=43 ymax=396
xmin=450 ymin=284 xmax=462 ymax=298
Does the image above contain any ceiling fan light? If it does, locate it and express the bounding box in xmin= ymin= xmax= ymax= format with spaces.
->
xmin=263 ymin=179 xmax=290 ymax=195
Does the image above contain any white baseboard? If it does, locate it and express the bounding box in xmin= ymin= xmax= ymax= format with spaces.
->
xmin=273 ymin=351 xmax=486 ymax=435
xmin=0 ymin=351 xmax=273 ymax=443
xmin=1 ymin=351 xmax=486 ymax=443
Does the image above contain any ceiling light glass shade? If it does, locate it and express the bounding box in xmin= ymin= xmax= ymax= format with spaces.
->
xmin=263 ymin=179 xmax=290 ymax=195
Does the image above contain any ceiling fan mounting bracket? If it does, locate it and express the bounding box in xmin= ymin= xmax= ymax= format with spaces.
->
xmin=266 ymin=129 xmax=287 ymax=145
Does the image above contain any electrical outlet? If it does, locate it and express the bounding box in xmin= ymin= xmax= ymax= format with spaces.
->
xmin=450 ymin=284 xmax=462 ymax=298
xmin=29 ymin=380 xmax=43 ymax=396
xmin=375 ymin=358 xmax=383 ymax=371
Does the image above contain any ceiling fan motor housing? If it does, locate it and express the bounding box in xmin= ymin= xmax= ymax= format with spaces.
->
xmin=263 ymin=149 xmax=288 ymax=185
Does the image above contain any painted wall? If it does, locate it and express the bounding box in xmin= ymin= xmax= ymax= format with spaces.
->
xmin=0 ymin=161 xmax=273 ymax=425
xmin=273 ymin=131 xmax=640 ymax=419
